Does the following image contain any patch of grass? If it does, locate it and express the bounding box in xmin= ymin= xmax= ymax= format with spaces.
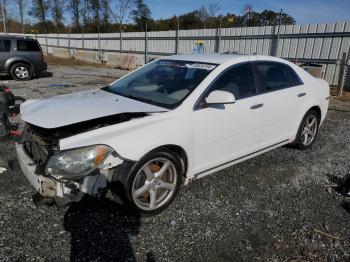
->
xmin=330 ymin=88 xmax=350 ymax=103
xmin=45 ymin=55 xmax=112 ymax=68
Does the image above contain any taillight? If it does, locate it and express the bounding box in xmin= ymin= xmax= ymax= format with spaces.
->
xmin=40 ymin=49 xmax=45 ymax=63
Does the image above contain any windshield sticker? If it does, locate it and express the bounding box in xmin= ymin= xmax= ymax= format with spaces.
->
xmin=186 ymin=63 xmax=216 ymax=70
xmin=157 ymin=61 xmax=215 ymax=70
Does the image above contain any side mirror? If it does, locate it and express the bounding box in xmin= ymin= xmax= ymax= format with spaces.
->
xmin=205 ymin=90 xmax=236 ymax=105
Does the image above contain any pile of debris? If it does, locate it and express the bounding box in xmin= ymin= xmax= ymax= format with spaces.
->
xmin=327 ymin=172 xmax=350 ymax=212
xmin=0 ymin=85 xmax=25 ymax=138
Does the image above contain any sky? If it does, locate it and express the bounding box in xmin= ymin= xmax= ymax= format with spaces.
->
xmin=145 ymin=0 xmax=350 ymax=24
xmin=6 ymin=0 xmax=350 ymax=25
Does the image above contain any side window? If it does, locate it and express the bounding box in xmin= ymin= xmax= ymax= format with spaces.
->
xmin=208 ymin=63 xmax=256 ymax=100
xmin=256 ymin=62 xmax=290 ymax=91
xmin=17 ymin=40 xmax=40 ymax=51
xmin=284 ymin=65 xmax=303 ymax=87
xmin=3 ymin=40 xmax=11 ymax=52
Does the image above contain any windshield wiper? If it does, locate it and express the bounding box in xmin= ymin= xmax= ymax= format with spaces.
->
xmin=125 ymin=94 xmax=157 ymax=105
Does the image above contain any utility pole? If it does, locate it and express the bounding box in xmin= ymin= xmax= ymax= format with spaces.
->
xmin=1 ymin=0 xmax=6 ymax=33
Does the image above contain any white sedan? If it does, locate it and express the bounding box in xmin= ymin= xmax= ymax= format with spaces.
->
xmin=16 ymin=54 xmax=329 ymax=215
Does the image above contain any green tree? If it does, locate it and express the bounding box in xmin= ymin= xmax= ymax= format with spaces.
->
xmin=101 ymin=0 xmax=110 ymax=31
xmin=29 ymin=0 xmax=51 ymax=34
xmin=52 ymin=0 xmax=66 ymax=34
xmin=69 ymin=0 xmax=80 ymax=32
xmin=130 ymin=0 xmax=151 ymax=30
xmin=115 ymin=0 xmax=133 ymax=33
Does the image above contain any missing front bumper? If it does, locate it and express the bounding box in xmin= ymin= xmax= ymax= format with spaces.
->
xmin=16 ymin=143 xmax=108 ymax=203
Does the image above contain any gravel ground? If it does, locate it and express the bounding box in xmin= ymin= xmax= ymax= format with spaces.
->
xmin=0 ymin=65 xmax=349 ymax=261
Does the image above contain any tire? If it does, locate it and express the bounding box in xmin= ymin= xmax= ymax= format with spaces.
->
xmin=10 ymin=63 xmax=32 ymax=81
xmin=293 ymin=109 xmax=320 ymax=150
xmin=111 ymin=149 xmax=182 ymax=215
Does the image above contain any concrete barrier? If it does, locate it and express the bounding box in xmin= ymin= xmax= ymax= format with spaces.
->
xmin=53 ymin=48 xmax=70 ymax=58
xmin=107 ymin=53 xmax=137 ymax=70
xmin=76 ymin=50 xmax=100 ymax=63
xmin=51 ymin=47 xmax=139 ymax=70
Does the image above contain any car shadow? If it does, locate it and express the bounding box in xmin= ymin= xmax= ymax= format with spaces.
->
xmin=36 ymin=71 xmax=53 ymax=78
xmin=63 ymin=196 xmax=141 ymax=261
xmin=0 ymin=71 xmax=53 ymax=82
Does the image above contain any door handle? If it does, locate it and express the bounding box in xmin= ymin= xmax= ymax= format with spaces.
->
xmin=250 ymin=103 xmax=264 ymax=109
xmin=297 ymin=92 xmax=306 ymax=97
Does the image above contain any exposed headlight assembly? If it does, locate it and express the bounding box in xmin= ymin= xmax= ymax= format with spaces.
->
xmin=46 ymin=145 xmax=113 ymax=180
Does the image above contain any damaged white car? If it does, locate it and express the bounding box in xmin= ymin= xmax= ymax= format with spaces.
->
xmin=16 ymin=54 xmax=329 ymax=215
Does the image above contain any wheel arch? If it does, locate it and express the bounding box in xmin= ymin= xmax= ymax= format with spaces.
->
xmin=292 ymin=103 xmax=322 ymax=141
xmin=142 ymin=144 xmax=189 ymax=178
xmin=308 ymin=105 xmax=321 ymax=121
xmin=5 ymin=57 xmax=34 ymax=74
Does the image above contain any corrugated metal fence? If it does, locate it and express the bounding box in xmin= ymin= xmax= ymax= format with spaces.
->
xmin=31 ymin=21 xmax=350 ymax=88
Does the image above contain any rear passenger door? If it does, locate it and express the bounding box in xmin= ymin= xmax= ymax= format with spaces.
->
xmin=253 ymin=61 xmax=306 ymax=147
xmin=0 ymin=39 xmax=12 ymax=72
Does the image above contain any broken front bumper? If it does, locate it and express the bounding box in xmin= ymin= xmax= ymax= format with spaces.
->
xmin=16 ymin=143 xmax=66 ymax=197
xmin=16 ymin=143 xmax=108 ymax=201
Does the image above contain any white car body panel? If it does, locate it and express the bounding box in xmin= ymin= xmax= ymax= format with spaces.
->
xmin=20 ymin=89 xmax=168 ymax=128
xmin=18 ymin=53 xmax=330 ymax=186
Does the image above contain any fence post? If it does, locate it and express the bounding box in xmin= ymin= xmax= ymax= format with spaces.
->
xmin=269 ymin=25 xmax=279 ymax=56
xmin=120 ymin=30 xmax=123 ymax=53
xmin=215 ymin=27 xmax=222 ymax=53
xmin=45 ymin=32 xmax=48 ymax=54
xmin=68 ymin=31 xmax=71 ymax=56
xmin=337 ymin=51 xmax=348 ymax=96
xmin=82 ymin=31 xmax=84 ymax=49
xmin=344 ymin=46 xmax=350 ymax=91
xmin=175 ymin=18 xmax=179 ymax=54
xmin=144 ymin=21 xmax=148 ymax=64
xmin=175 ymin=28 xmax=179 ymax=54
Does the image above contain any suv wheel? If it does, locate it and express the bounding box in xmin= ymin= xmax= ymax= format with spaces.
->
xmin=112 ymin=150 xmax=182 ymax=215
xmin=10 ymin=63 xmax=32 ymax=81
xmin=293 ymin=109 xmax=320 ymax=150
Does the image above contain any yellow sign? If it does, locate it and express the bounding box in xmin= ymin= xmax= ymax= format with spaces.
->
xmin=228 ymin=17 xmax=234 ymax=23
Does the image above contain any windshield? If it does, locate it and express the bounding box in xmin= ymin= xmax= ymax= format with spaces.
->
xmin=103 ymin=59 xmax=217 ymax=109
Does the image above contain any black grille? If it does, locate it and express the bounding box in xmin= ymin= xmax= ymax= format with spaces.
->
xmin=23 ymin=128 xmax=53 ymax=174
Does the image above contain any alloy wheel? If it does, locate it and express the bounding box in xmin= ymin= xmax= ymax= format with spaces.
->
xmin=301 ymin=114 xmax=318 ymax=146
xmin=15 ymin=66 xmax=29 ymax=79
xmin=132 ymin=158 xmax=177 ymax=211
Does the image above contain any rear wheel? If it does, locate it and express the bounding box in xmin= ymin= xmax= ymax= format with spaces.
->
xmin=112 ymin=150 xmax=182 ymax=215
xmin=293 ymin=109 xmax=320 ymax=150
xmin=10 ymin=63 xmax=32 ymax=81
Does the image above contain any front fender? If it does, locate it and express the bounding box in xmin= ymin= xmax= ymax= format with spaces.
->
xmin=59 ymin=111 xmax=194 ymax=177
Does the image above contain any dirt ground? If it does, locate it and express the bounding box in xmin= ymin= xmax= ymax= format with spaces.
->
xmin=44 ymin=55 xmax=114 ymax=68
xmin=0 ymin=62 xmax=349 ymax=261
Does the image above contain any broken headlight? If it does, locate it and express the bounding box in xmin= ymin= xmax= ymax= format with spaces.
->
xmin=45 ymin=145 xmax=113 ymax=179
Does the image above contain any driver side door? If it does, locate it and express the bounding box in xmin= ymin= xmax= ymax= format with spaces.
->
xmin=193 ymin=62 xmax=265 ymax=176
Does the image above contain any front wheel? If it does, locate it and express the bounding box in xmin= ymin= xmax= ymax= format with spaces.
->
xmin=293 ymin=109 xmax=320 ymax=150
xmin=112 ymin=150 xmax=182 ymax=215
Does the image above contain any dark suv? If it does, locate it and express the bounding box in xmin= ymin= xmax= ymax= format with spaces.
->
xmin=0 ymin=35 xmax=47 ymax=81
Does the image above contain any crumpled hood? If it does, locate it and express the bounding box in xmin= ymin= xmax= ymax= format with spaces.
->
xmin=20 ymin=89 xmax=168 ymax=129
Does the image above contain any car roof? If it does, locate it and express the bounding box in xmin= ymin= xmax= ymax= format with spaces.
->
xmin=165 ymin=53 xmax=293 ymax=65
xmin=165 ymin=53 xmax=249 ymax=64
xmin=0 ymin=34 xmax=36 ymax=40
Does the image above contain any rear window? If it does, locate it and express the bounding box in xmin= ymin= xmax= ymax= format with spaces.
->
xmin=17 ymin=40 xmax=40 ymax=52
xmin=284 ymin=65 xmax=303 ymax=87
